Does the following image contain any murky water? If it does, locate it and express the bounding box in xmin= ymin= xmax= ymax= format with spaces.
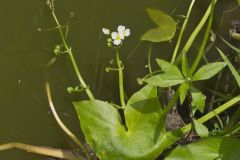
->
xmin=0 ymin=0 xmax=239 ymax=159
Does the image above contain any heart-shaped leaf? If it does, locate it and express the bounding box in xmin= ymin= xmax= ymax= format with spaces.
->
xmin=74 ymin=85 xmax=179 ymax=160
xmin=141 ymin=9 xmax=176 ymax=42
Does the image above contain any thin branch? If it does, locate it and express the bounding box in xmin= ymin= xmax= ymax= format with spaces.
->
xmin=0 ymin=142 xmax=81 ymax=160
xmin=45 ymin=82 xmax=92 ymax=160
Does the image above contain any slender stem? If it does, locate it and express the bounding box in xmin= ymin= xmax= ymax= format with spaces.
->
xmin=190 ymin=0 xmax=215 ymax=74
xmin=180 ymin=95 xmax=240 ymax=134
xmin=0 ymin=142 xmax=82 ymax=160
xmin=148 ymin=44 xmax=153 ymax=74
xmin=116 ymin=50 xmax=126 ymax=108
xmin=171 ymin=0 xmax=196 ymax=64
xmin=175 ymin=0 xmax=217 ymax=65
xmin=46 ymin=82 xmax=92 ymax=160
xmin=51 ymin=11 xmax=94 ymax=100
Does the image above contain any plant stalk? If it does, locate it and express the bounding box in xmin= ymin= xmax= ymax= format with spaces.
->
xmin=180 ymin=95 xmax=240 ymax=134
xmin=51 ymin=11 xmax=94 ymax=100
xmin=148 ymin=44 xmax=153 ymax=74
xmin=0 ymin=142 xmax=82 ymax=160
xmin=116 ymin=50 xmax=126 ymax=108
xmin=190 ymin=0 xmax=215 ymax=74
xmin=171 ymin=0 xmax=196 ymax=64
xmin=175 ymin=0 xmax=217 ymax=65
xmin=46 ymin=82 xmax=92 ymax=160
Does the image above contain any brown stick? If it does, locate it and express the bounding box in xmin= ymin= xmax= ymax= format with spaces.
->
xmin=0 ymin=142 xmax=82 ymax=160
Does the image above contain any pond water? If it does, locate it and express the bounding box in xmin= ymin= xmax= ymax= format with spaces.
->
xmin=0 ymin=0 xmax=239 ymax=159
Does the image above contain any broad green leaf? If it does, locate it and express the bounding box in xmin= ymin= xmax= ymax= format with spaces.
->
xmin=145 ymin=59 xmax=184 ymax=87
xmin=191 ymin=91 xmax=206 ymax=113
xmin=193 ymin=120 xmax=209 ymax=138
xmin=192 ymin=62 xmax=227 ymax=81
xmin=217 ymin=48 xmax=240 ymax=87
xmin=144 ymin=74 xmax=185 ymax=87
xmin=238 ymin=0 xmax=240 ymax=5
xmin=179 ymin=82 xmax=189 ymax=104
xmin=156 ymin=59 xmax=183 ymax=78
xmin=141 ymin=9 xmax=176 ymax=42
xmin=165 ymin=137 xmax=240 ymax=160
xmin=74 ymin=85 xmax=178 ymax=160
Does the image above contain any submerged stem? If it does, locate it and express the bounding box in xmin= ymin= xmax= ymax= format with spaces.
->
xmin=46 ymin=82 xmax=92 ymax=160
xmin=116 ymin=50 xmax=126 ymax=108
xmin=51 ymin=11 xmax=94 ymax=100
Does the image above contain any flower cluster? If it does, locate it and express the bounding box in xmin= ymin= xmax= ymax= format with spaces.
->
xmin=102 ymin=25 xmax=130 ymax=47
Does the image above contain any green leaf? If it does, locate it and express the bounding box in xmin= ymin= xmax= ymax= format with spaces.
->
xmin=74 ymin=85 xmax=178 ymax=160
xmin=193 ymin=120 xmax=209 ymax=138
xmin=144 ymin=74 xmax=185 ymax=87
xmin=192 ymin=62 xmax=227 ymax=81
xmin=179 ymin=82 xmax=189 ymax=104
xmin=144 ymin=59 xmax=184 ymax=87
xmin=191 ymin=91 xmax=206 ymax=113
xmin=238 ymin=0 xmax=240 ymax=5
xmin=156 ymin=59 xmax=183 ymax=78
xmin=217 ymin=48 xmax=240 ymax=87
xmin=141 ymin=8 xmax=176 ymax=42
xmin=165 ymin=137 xmax=240 ymax=160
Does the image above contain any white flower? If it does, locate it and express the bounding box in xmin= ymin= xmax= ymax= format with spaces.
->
xmin=111 ymin=32 xmax=124 ymax=45
xmin=102 ymin=28 xmax=110 ymax=35
xmin=117 ymin=25 xmax=130 ymax=38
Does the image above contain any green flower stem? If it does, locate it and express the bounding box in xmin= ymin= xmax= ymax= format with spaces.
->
xmin=180 ymin=95 xmax=240 ymax=134
xmin=51 ymin=11 xmax=95 ymax=100
xmin=116 ymin=50 xmax=126 ymax=108
xmin=148 ymin=44 xmax=153 ymax=74
xmin=189 ymin=0 xmax=215 ymax=74
xmin=170 ymin=0 xmax=196 ymax=64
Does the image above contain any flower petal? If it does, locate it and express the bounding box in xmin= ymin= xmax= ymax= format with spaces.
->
xmin=111 ymin=32 xmax=118 ymax=39
xmin=124 ymin=29 xmax=130 ymax=37
xmin=119 ymin=32 xmax=125 ymax=40
xmin=102 ymin=28 xmax=110 ymax=35
xmin=118 ymin=25 xmax=125 ymax=32
xmin=114 ymin=39 xmax=121 ymax=45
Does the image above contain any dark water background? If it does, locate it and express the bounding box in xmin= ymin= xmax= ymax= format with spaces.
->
xmin=0 ymin=0 xmax=239 ymax=159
